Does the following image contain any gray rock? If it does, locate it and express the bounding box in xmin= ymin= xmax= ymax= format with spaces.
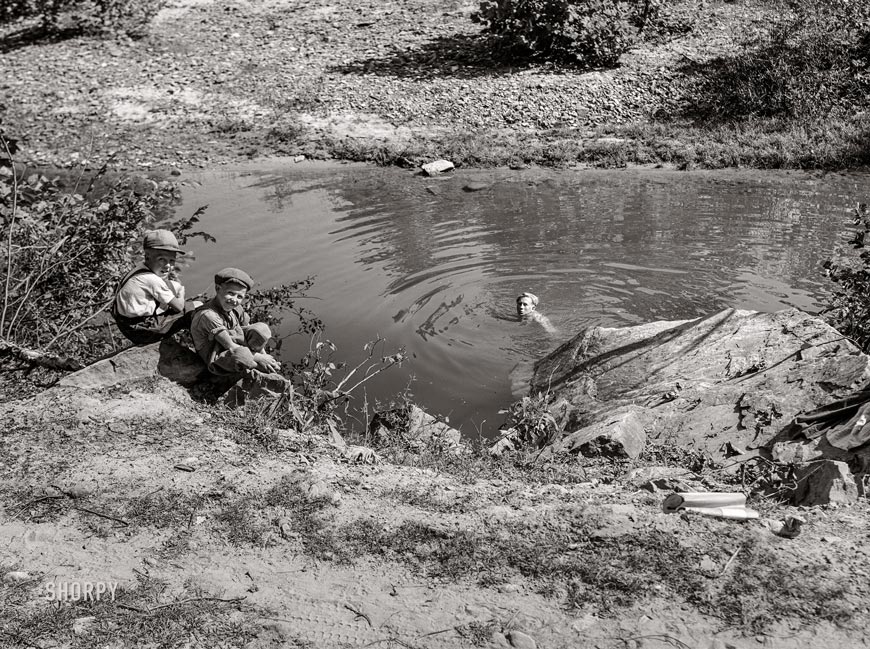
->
xmin=625 ymin=466 xmax=693 ymax=491
xmin=531 ymin=309 xmax=870 ymax=460
xmin=72 ymin=616 xmax=96 ymax=636
xmin=490 ymin=631 xmax=511 ymax=647
xmin=57 ymin=338 xmax=206 ymax=390
xmin=793 ymin=460 xmax=859 ymax=506
xmin=539 ymin=408 xmax=646 ymax=460
xmin=307 ymin=480 xmax=333 ymax=501
xmin=507 ymin=630 xmax=536 ymax=649
xmin=3 ymin=571 xmax=30 ymax=583
xmin=409 ymin=406 xmax=462 ymax=451
xmin=462 ymin=182 xmax=489 ymax=192
xmin=421 ymin=159 xmax=454 ymax=176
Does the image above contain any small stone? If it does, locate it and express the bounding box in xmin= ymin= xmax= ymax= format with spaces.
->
xmin=490 ymin=631 xmax=511 ymax=647
xmin=307 ymin=480 xmax=332 ymax=501
xmin=293 ymin=155 xmax=306 ymax=163
xmin=498 ymin=583 xmax=521 ymax=593
xmin=421 ymin=159 xmax=454 ymax=176
xmin=73 ymin=616 xmax=96 ymax=635
xmin=462 ymin=182 xmax=489 ymax=192
xmin=277 ymin=518 xmax=293 ymax=539
xmin=507 ymin=630 xmax=536 ymax=649
xmin=3 ymin=571 xmax=30 ymax=583
xmin=698 ymin=555 xmax=718 ymax=574
xmin=64 ymin=485 xmax=93 ymax=499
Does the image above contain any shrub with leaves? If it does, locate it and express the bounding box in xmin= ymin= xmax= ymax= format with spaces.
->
xmin=823 ymin=202 xmax=870 ymax=352
xmin=496 ymin=392 xmax=558 ymax=450
xmin=472 ymin=0 xmax=687 ymax=68
xmin=0 ymin=127 xmax=210 ymax=372
xmin=686 ymin=0 xmax=870 ymax=121
xmin=0 ymin=0 xmax=166 ymax=38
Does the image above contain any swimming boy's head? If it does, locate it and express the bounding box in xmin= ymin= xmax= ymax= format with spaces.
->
xmin=142 ymin=229 xmax=183 ymax=277
xmin=214 ymin=267 xmax=253 ymax=312
xmin=516 ymin=292 xmax=539 ymax=318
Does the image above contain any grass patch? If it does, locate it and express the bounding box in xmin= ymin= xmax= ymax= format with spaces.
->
xmin=290 ymin=511 xmax=856 ymax=633
xmin=311 ymin=113 xmax=870 ymax=171
xmin=121 ymin=488 xmax=207 ymax=530
xmin=0 ymin=573 xmax=259 ymax=648
xmin=705 ymin=536 xmax=855 ymax=633
xmin=215 ymin=493 xmax=275 ymax=547
xmin=327 ymin=516 xmax=704 ymax=612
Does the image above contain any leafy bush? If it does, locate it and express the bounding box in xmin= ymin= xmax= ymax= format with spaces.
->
xmin=0 ymin=127 xmax=214 ymax=373
xmin=0 ymin=0 xmax=166 ymax=38
xmin=685 ymin=0 xmax=870 ymax=121
xmin=823 ymin=202 xmax=870 ymax=352
xmin=472 ymin=0 xmax=691 ymax=68
xmin=496 ymin=391 xmax=558 ymax=450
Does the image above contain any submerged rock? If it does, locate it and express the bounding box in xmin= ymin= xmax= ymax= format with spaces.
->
xmin=529 ymin=308 xmax=870 ymax=460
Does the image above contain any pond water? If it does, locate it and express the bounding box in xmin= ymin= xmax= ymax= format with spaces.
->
xmin=178 ymin=164 xmax=870 ymax=437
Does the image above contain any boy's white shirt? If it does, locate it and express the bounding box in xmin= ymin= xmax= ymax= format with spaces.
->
xmin=115 ymin=265 xmax=177 ymax=317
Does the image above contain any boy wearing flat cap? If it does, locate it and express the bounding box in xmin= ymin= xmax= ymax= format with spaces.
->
xmin=190 ymin=267 xmax=282 ymax=376
xmin=112 ymin=229 xmax=196 ymax=345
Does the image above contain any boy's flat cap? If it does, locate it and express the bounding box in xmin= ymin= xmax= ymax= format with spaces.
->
xmin=143 ymin=229 xmax=184 ymax=253
xmin=215 ymin=267 xmax=253 ymax=290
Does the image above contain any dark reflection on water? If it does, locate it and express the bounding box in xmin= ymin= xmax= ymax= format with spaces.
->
xmin=179 ymin=166 xmax=870 ymax=437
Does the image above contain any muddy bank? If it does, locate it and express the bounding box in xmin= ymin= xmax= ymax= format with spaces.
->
xmin=2 ymin=313 xmax=870 ymax=647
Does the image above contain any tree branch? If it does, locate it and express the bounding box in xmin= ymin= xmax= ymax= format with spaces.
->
xmin=1 ymin=135 xmax=19 ymax=338
xmin=0 ymin=339 xmax=83 ymax=371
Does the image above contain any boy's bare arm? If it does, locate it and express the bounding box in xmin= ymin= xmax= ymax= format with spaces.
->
xmin=164 ymin=278 xmax=185 ymax=313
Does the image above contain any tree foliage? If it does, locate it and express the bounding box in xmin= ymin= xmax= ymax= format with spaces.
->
xmin=0 ymin=126 xmax=196 ymax=365
xmin=0 ymin=0 xmax=166 ymax=38
xmin=686 ymin=0 xmax=870 ymax=121
xmin=472 ymin=0 xmax=696 ymax=68
xmin=824 ymin=203 xmax=870 ymax=353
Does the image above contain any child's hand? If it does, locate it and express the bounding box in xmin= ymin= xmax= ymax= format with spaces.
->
xmin=254 ymin=352 xmax=281 ymax=373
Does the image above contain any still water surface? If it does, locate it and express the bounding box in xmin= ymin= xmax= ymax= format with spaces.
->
xmin=179 ymin=165 xmax=870 ymax=436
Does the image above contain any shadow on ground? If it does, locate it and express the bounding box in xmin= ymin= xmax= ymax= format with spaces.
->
xmin=327 ymin=32 xmax=548 ymax=80
xmin=0 ymin=24 xmax=87 ymax=54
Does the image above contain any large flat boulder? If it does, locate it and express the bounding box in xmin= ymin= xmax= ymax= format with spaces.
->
xmin=531 ymin=308 xmax=870 ymax=458
xmin=57 ymin=339 xmax=206 ymax=390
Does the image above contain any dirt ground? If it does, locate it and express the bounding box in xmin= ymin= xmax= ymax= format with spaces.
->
xmin=3 ymin=1 xmax=870 ymax=647
xmin=1 ymin=0 xmax=769 ymax=171
xmin=2 ymin=366 xmax=869 ymax=648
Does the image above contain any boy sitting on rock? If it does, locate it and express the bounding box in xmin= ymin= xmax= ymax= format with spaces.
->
xmin=112 ymin=229 xmax=197 ymax=345
xmin=190 ymin=267 xmax=282 ymax=377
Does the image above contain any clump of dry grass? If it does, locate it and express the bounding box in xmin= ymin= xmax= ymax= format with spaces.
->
xmin=0 ymin=573 xmax=260 ymax=648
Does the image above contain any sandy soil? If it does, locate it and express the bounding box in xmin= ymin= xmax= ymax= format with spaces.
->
xmin=2 ymin=369 xmax=869 ymax=648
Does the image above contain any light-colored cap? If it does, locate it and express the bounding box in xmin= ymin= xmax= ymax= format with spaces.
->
xmin=143 ymin=229 xmax=183 ymax=253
